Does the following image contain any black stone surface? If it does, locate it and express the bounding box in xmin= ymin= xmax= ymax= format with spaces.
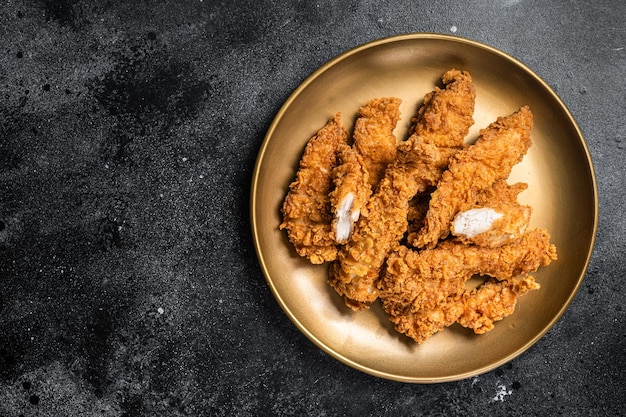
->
xmin=0 ymin=1 xmax=624 ymax=416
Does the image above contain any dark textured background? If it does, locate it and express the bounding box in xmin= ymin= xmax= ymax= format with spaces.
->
xmin=0 ymin=1 xmax=624 ymax=416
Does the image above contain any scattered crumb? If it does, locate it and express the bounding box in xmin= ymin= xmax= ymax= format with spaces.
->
xmin=491 ymin=384 xmax=512 ymax=402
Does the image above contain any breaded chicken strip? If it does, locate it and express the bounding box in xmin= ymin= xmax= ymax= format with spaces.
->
xmin=381 ymin=229 xmax=555 ymax=343
xmin=450 ymin=180 xmax=532 ymax=248
xmin=388 ymin=276 xmax=540 ymax=343
xmin=413 ymin=106 xmax=534 ymax=249
xmin=353 ymin=97 xmax=402 ymax=188
xmin=379 ymin=228 xmax=557 ymax=318
xmin=329 ymin=144 xmax=371 ymax=243
xmin=406 ymin=182 xmax=530 ymax=248
xmin=280 ymin=113 xmax=348 ymax=264
xmin=330 ymin=97 xmax=401 ymax=243
xmin=390 ymin=294 xmax=465 ymax=344
xmin=329 ymin=70 xmax=476 ymax=309
xmin=456 ymin=276 xmax=539 ymax=334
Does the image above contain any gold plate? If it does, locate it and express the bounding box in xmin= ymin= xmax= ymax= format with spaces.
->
xmin=250 ymin=34 xmax=598 ymax=383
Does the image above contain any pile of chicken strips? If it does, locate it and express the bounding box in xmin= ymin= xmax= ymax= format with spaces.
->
xmin=279 ymin=69 xmax=557 ymax=343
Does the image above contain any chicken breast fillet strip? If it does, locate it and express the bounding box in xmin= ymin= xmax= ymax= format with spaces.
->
xmin=380 ymin=228 xmax=556 ymax=343
xmin=329 ymin=144 xmax=371 ymax=244
xmin=408 ymin=180 xmax=531 ymax=248
xmin=353 ymin=97 xmax=402 ymax=188
xmin=279 ymin=113 xmax=348 ymax=264
xmin=330 ymin=97 xmax=401 ymax=243
xmin=328 ymin=69 xmax=476 ymax=310
xmin=456 ymin=276 xmax=540 ymax=334
xmin=390 ymin=276 xmax=540 ymax=343
xmin=450 ymin=180 xmax=532 ymax=248
xmin=412 ymin=106 xmax=534 ymax=249
xmin=379 ymin=228 xmax=557 ymax=318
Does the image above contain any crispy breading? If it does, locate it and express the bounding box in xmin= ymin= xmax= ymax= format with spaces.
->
xmin=329 ymin=143 xmax=371 ymax=243
xmin=279 ymin=70 xmax=557 ymax=343
xmin=456 ymin=276 xmax=540 ymax=334
xmin=450 ymin=180 xmax=532 ymax=248
xmin=408 ymin=70 xmax=478 ymax=148
xmin=387 ymin=276 xmax=540 ymax=343
xmin=279 ymin=113 xmax=348 ymax=264
xmin=330 ymin=97 xmax=401 ymax=244
xmin=413 ymin=106 xmax=534 ymax=249
xmin=390 ymin=296 xmax=465 ymax=344
xmin=379 ymin=228 xmax=557 ymax=319
xmin=353 ymin=97 xmax=402 ymax=188
xmin=328 ymin=69 xmax=476 ymax=309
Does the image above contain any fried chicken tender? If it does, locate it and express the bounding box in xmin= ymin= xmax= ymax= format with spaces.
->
xmin=280 ymin=68 xmax=559 ymax=344
xmin=279 ymin=113 xmax=348 ymax=264
xmin=390 ymin=295 xmax=465 ymax=344
xmin=450 ymin=180 xmax=532 ymax=248
xmin=388 ymin=276 xmax=540 ymax=343
xmin=380 ymin=228 xmax=555 ymax=343
xmin=413 ymin=106 xmax=534 ymax=249
xmin=328 ymin=70 xmax=476 ymax=309
xmin=329 ymin=144 xmax=371 ymax=243
xmin=407 ymin=182 xmax=531 ymax=247
xmin=456 ymin=276 xmax=539 ymax=334
xmin=330 ymin=97 xmax=401 ymax=243
xmin=379 ymin=228 xmax=557 ymax=319
xmin=353 ymin=97 xmax=402 ymax=188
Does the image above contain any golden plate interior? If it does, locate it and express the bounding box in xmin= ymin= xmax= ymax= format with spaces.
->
xmin=250 ymin=34 xmax=598 ymax=383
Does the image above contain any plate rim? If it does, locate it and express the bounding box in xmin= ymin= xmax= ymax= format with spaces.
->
xmin=250 ymin=32 xmax=599 ymax=383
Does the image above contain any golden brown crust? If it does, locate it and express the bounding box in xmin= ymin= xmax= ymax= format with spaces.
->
xmin=456 ymin=276 xmax=540 ymax=334
xmin=450 ymin=180 xmax=532 ymax=248
xmin=413 ymin=106 xmax=534 ymax=249
xmin=329 ymin=144 xmax=371 ymax=244
xmin=329 ymin=97 xmax=402 ymax=245
xmin=387 ymin=276 xmax=540 ymax=343
xmin=279 ymin=113 xmax=348 ymax=264
xmin=379 ymin=228 xmax=556 ymax=342
xmin=280 ymin=70 xmax=557 ymax=343
xmin=379 ymin=228 xmax=556 ymax=317
xmin=328 ymin=70 xmax=477 ymax=309
xmin=353 ymin=97 xmax=402 ymax=188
